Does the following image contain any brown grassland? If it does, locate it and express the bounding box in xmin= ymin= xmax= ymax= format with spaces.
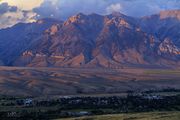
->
xmin=0 ymin=66 xmax=180 ymax=96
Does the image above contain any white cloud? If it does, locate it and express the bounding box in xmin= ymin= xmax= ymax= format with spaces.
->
xmin=0 ymin=0 xmax=43 ymax=10
xmin=106 ymin=3 xmax=122 ymax=14
xmin=0 ymin=1 xmax=38 ymax=29
xmin=0 ymin=10 xmax=36 ymax=28
xmin=0 ymin=0 xmax=44 ymax=28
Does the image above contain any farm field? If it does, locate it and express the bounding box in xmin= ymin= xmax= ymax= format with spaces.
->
xmin=59 ymin=111 xmax=180 ymax=120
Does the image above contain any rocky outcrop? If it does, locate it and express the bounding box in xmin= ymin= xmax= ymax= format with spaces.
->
xmin=140 ymin=10 xmax=180 ymax=46
xmin=160 ymin=10 xmax=180 ymax=20
xmin=158 ymin=38 xmax=180 ymax=55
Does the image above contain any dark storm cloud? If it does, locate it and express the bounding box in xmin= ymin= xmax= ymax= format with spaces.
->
xmin=33 ymin=0 xmax=180 ymax=20
xmin=0 ymin=2 xmax=17 ymax=14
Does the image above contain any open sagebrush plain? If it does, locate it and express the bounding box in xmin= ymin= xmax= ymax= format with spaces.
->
xmin=0 ymin=66 xmax=180 ymax=96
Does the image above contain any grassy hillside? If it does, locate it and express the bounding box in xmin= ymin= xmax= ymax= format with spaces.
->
xmin=60 ymin=111 xmax=180 ymax=120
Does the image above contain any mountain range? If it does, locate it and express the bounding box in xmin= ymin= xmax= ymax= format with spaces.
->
xmin=0 ymin=10 xmax=180 ymax=68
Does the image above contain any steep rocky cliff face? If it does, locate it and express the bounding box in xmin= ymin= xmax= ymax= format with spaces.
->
xmin=140 ymin=10 xmax=180 ymax=46
xmin=0 ymin=10 xmax=180 ymax=68
xmin=139 ymin=10 xmax=180 ymax=65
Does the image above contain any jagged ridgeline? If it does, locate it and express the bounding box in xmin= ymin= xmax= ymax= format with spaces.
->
xmin=0 ymin=10 xmax=180 ymax=68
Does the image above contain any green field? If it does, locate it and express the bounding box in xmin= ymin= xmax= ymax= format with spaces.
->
xmin=59 ymin=111 xmax=180 ymax=120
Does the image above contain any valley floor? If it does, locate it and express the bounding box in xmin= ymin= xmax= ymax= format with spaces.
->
xmin=0 ymin=66 xmax=180 ymax=96
xmin=0 ymin=66 xmax=180 ymax=119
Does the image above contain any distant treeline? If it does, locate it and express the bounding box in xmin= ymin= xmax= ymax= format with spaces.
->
xmin=0 ymin=92 xmax=180 ymax=120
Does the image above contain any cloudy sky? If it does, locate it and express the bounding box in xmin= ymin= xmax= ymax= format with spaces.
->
xmin=0 ymin=0 xmax=180 ymax=29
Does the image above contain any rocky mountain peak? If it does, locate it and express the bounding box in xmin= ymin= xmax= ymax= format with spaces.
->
xmin=1 ymin=10 xmax=180 ymax=68
xmin=104 ymin=17 xmax=131 ymax=29
xmin=64 ymin=13 xmax=88 ymax=25
xmin=108 ymin=12 xmax=126 ymax=18
xmin=160 ymin=10 xmax=180 ymax=20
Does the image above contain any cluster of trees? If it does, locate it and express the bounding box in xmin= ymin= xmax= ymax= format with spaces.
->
xmin=37 ymin=95 xmax=179 ymax=112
